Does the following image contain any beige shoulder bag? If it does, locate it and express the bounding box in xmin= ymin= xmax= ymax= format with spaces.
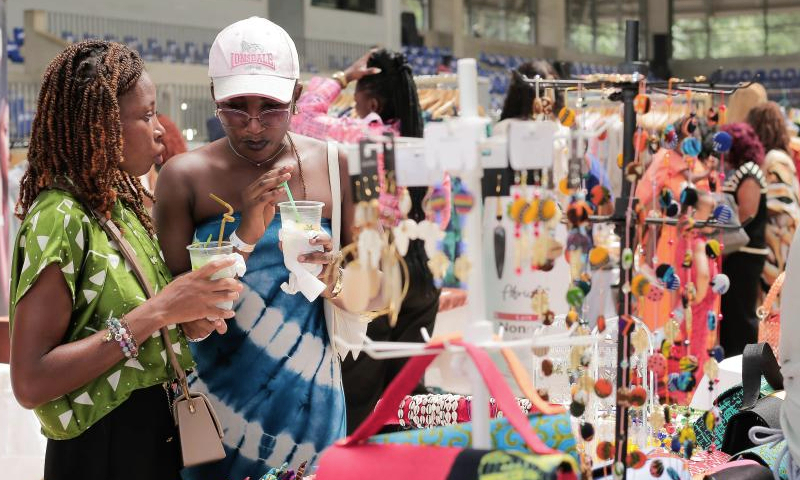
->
xmin=92 ymin=211 xmax=226 ymax=468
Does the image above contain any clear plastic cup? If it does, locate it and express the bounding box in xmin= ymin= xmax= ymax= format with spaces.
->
xmin=186 ymin=241 xmax=236 ymax=310
xmin=278 ymin=201 xmax=324 ymax=231
xmin=278 ymin=201 xmax=325 ymax=275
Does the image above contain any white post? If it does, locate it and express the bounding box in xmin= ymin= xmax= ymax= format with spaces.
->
xmin=458 ymin=58 xmax=479 ymax=118
xmin=456 ymin=57 xmax=493 ymax=450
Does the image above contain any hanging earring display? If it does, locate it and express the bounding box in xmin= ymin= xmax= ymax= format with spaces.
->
xmin=337 ymin=137 xmax=411 ymax=325
xmin=493 ymin=174 xmax=506 ymax=278
xmin=530 ymin=188 xmax=562 ymax=272
xmin=435 ymin=177 xmax=474 ymax=288
xmin=508 ymin=171 xmax=528 ymax=276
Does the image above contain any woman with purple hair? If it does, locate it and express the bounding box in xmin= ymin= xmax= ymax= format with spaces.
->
xmin=720 ymin=122 xmax=768 ymax=358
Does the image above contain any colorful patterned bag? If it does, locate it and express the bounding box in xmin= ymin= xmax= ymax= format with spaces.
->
xmin=368 ymin=410 xmax=577 ymax=463
xmin=315 ymin=341 xmax=579 ymax=480
xmin=736 ymin=438 xmax=790 ymax=480
xmin=694 ymin=344 xmax=783 ymax=451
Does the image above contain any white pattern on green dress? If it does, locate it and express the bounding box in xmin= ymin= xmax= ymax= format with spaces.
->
xmin=9 ymin=189 xmax=194 ymax=440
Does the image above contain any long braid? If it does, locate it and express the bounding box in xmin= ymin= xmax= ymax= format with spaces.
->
xmin=356 ymin=49 xmax=424 ymax=138
xmin=17 ymin=40 xmax=155 ymax=234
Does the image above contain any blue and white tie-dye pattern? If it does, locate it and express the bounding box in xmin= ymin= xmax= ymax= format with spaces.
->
xmin=182 ymin=213 xmax=346 ymax=480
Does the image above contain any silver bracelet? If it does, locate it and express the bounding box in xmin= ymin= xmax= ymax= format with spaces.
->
xmin=229 ymin=230 xmax=255 ymax=253
xmin=187 ymin=331 xmax=212 ymax=343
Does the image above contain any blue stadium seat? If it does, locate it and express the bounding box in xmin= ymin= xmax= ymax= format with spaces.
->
xmin=8 ymin=42 xmax=23 ymax=63
xmin=785 ymin=68 xmax=799 ymax=88
xmin=768 ymin=69 xmax=782 ymax=88
xmin=13 ymin=27 xmax=24 ymax=46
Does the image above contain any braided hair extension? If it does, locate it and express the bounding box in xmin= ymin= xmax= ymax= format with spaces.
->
xmin=16 ymin=40 xmax=155 ymax=234
xmin=355 ymin=49 xmax=424 ymax=138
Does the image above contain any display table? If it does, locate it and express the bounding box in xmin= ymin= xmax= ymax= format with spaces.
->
xmin=0 ymin=363 xmax=46 ymax=480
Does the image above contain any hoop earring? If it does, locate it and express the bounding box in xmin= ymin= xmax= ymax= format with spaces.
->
xmin=292 ymin=103 xmax=300 ymax=115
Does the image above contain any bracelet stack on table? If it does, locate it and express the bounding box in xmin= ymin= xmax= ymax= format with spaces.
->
xmin=394 ymin=393 xmax=535 ymax=429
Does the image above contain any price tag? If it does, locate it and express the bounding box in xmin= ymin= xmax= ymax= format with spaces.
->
xmin=424 ymin=121 xmax=481 ymax=171
xmin=395 ymin=143 xmax=442 ymax=187
xmin=479 ymin=137 xmax=508 ymax=169
xmin=508 ymin=120 xmax=558 ymax=170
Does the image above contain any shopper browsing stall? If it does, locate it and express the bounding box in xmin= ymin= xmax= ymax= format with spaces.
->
xmin=746 ymin=102 xmax=800 ymax=291
xmin=495 ymin=60 xmax=562 ymax=130
xmin=719 ymin=122 xmax=768 ymax=358
xmin=155 ymin=17 xmax=377 ymax=479
xmin=9 ymin=41 xmax=242 ymax=480
xmin=291 ymin=48 xmax=441 ymax=433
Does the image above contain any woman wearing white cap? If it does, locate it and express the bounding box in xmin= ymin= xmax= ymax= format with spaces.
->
xmin=155 ymin=17 xmax=373 ymax=479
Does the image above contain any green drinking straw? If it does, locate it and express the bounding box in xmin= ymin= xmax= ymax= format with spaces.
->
xmin=282 ymin=181 xmax=302 ymax=223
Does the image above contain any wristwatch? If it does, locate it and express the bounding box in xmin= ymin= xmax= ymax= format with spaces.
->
xmin=332 ymin=71 xmax=348 ymax=89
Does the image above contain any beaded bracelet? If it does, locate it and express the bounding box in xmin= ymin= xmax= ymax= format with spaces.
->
xmin=103 ymin=317 xmax=139 ymax=358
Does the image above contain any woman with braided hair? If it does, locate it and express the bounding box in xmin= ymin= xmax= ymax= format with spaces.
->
xmin=9 ymin=41 xmax=242 ymax=480
xmin=291 ymin=48 xmax=441 ymax=433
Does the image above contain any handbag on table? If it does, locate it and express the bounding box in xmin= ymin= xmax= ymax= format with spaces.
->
xmin=693 ymin=343 xmax=784 ymax=456
xmin=92 ymin=211 xmax=226 ymax=468
xmin=721 ymin=343 xmax=784 ymax=455
xmin=315 ymin=340 xmax=579 ymax=480
xmin=694 ymin=343 xmax=784 ymax=453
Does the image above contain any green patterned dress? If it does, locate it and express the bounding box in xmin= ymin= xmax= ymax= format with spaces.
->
xmin=9 ymin=189 xmax=194 ymax=440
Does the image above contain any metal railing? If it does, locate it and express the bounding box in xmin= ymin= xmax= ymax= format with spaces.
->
xmin=9 ymin=82 xmax=39 ymax=147
xmin=157 ymin=83 xmax=216 ymax=143
xmin=10 ymin=81 xmax=216 ymax=147
xmin=44 ymin=11 xmax=375 ymax=72
xmin=298 ymin=38 xmax=374 ymax=72
xmin=46 ymin=11 xmax=218 ymax=47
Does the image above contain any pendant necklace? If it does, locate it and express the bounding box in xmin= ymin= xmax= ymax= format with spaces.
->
xmin=227 ymin=136 xmax=287 ymax=168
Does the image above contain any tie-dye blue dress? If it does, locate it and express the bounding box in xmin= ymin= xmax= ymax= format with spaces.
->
xmin=182 ymin=213 xmax=346 ymax=480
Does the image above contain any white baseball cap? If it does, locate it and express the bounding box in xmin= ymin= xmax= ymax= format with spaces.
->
xmin=209 ymin=17 xmax=300 ymax=104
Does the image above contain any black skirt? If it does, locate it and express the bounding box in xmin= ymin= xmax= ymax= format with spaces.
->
xmin=720 ymin=251 xmax=766 ymax=358
xmin=44 ymin=384 xmax=182 ymax=480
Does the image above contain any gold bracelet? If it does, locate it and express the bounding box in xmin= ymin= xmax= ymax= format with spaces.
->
xmin=329 ymin=267 xmax=344 ymax=299
xmin=332 ymin=71 xmax=348 ymax=88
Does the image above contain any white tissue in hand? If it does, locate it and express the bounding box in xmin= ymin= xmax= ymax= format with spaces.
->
xmin=279 ymin=228 xmax=324 ymax=276
xmin=201 ymin=252 xmax=246 ymax=312
xmin=278 ymin=227 xmax=327 ymax=302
